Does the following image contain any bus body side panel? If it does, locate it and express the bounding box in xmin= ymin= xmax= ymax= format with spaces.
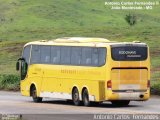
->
xmin=39 ymin=64 xmax=107 ymax=102
xmin=28 ymin=64 xmax=43 ymax=97
xmin=20 ymin=79 xmax=30 ymax=96
xmin=41 ymin=65 xmax=61 ymax=93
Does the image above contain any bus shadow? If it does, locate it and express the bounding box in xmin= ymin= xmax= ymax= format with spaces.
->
xmin=39 ymin=100 xmax=141 ymax=108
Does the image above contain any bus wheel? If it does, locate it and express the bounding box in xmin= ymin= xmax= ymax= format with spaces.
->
xmin=31 ymin=86 xmax=42 ymax=103
xmin=72 ymin=88 xmax=81 ymax=106
xmin=111 ymin=100 xmax=130 ymax=106
xmin=82 ymin=89 xmax=90 ymax=106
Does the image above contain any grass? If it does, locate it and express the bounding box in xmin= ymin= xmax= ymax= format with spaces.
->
xmin=0 ymin=74 xmax=20 ymax=91
xmin=151 ymin=80 xmax=160 ymax=95
xmin=0 ymin=41 xmax=26 ymax=74
xmin=0 ymin=0 xmax=159 ymax=41
xmin=0 ymin=0 xmax=159 ymax=93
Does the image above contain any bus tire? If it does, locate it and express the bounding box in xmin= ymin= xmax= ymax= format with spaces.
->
xmin=111 ymin=100 xmax=130 ymax=106
xmin=72 ymin=88 xmax=81 ymax=106
xmin=31 ymin=85 xmax=42 ymax=103
xmin=82 ymin=89 xmax=90 ymax=107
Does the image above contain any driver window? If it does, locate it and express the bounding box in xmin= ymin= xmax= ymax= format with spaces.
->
xmin=21 ymin=45 xmax=31 ymax=80
xmin=23 ymin=45 xmax=31 ymax=64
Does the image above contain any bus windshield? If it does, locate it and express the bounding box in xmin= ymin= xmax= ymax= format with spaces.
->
xmin=111 ymin=45 xmax=148 ymax=61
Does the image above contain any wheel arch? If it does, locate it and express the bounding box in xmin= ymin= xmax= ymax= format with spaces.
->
xmin=72 ymin=86 xmax=79 ymax=94
xmin=81 ymin=85 xmax=95 ymax=102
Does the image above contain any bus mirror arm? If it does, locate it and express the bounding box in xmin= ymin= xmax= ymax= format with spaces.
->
xmin=16 ymin=57 xmax=26 ymax=71
xmin=18 ymin=57 xmax=25 ymax=61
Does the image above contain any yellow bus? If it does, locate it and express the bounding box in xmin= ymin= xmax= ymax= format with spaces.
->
xmin=16 ymin=37 xmax=150 ymax=106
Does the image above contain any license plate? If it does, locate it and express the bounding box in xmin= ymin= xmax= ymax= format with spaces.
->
xmin=126 ymin=90 xmax=134 ymax=93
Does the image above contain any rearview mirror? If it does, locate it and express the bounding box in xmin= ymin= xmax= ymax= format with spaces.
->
xmin=16 ymin=61 xmax=20 ymax=71
xmin=24 ymin=62 xmax=28 ymax=71
xmin=16 ymin=57 xmax=25 ymax=71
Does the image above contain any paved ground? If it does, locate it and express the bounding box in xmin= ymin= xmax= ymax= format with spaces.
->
xmin=0 ymin=91 xmax=160 ymax=120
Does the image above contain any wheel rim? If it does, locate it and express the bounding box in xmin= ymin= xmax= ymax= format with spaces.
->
xmin=74 ymin=92 xmax=79 ymax=102
xmin=73 ymin=89 xmax=79 ymax=104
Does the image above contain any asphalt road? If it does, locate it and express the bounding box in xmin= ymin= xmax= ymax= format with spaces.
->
xmin=0 ymin=91 xmax=160 ymax=120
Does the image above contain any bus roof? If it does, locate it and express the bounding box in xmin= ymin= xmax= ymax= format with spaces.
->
xmin=24 ymin=37 xmax=147 ymax=47
xmin=54 ymin=37 xmax=110 ymax=43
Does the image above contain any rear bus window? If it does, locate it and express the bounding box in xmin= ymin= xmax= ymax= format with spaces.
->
xmin=111 ymin=45 xmax=148 ymax=61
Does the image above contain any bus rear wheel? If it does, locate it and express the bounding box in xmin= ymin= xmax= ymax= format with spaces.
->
xmin=31 ymin=86 xmax=42 ymax=103
xmin=72 ymin=88 xmax=81 ymax=106
xmin=82 ymin=89 xmax=90 ymax=106
xmin=111 ymin=100 xmax=130 ymax=106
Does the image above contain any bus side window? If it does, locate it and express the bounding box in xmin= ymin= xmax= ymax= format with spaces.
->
xmin=41 ymin=46 xmax=51 ymax=64
xmin=71 ymin=47 xmax=81 ymax=65
xmin=92 ymin=48 xmax=99 ymax=66
xmin=60 ymin=46 xmax=71 ymax=64
xmin=81 ymin=47 xmax=92 ymax=66
xmin=99 ymin=48 xmax=107 ymax=66
xmin=31 ymin=45 xmax=41 ymax=64
xmin=51 ymin=46 xmax=60 ymax=64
